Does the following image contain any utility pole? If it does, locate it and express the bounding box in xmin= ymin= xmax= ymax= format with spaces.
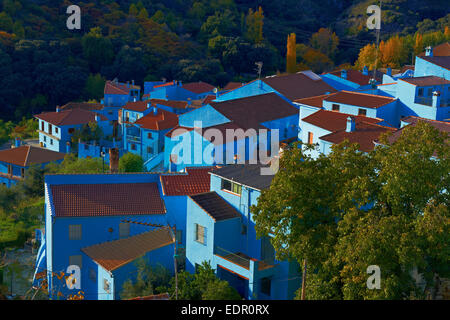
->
xmin=301 ymin=259 xmax=307 ymax=300
xmin=169 ymin=225 xmax=179 ymax=300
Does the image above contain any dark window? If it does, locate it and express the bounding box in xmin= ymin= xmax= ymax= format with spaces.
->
xmin=195 ymin=224 xmax=206 ymax=245
xmin=358 ymin=109 xmax=367 ymax=116
xmin=418 ymin=88 xmax=424 ymax=96
xmin=147 ymin=146 xmax=153 ymax=154
xmin=68 ymin=128 xmax=75 ymax=134
xmin=131 ymin=144 xmax=136 ymax=151
xmin=41 ymin=122 xmax=44 ymax=131
xmin=84 ymin=144 xmax=89 ymax=150
xmin=147 ymin=132 xmax=152 ymax=139
xmin=176 ymin=230 xmax=182 ymax=244
xmin=50 ymin=139 xmax=53 ymax=145
xmin=427 ymin=88 xmax=433 ymax=96
xmin=55 ymin=127 xmax=59 ymax=134
xmin=222 ymin=179 xmax=242 ymax=195
xmin=7 ymin=165 xmax=12 ymax=175
xmin=332 ymin=104 xmax=340 ymax=111
xmin=261 ymin=278 xmax=271 ymax=296
xmin=308 ymin=132 xmax=314 ymax=144
xmin=21 ymin=168 xmax=25 ymax=178
xmin=48 ymin=124 xmax=52 ymax=134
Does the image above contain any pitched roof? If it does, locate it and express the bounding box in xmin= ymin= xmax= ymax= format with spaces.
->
xmin=160 ymin=167 xmax=213 ymax=196
xmin=223 ymin=82 xmax=243 ymax=91
xmin=150 ymin=99 xmax=189 ymax=110
xmin=261 ymin=72 xmax=336 ymax=101
xmin=182 ymin=81 xmax=216 ymax=94
xmin=327 ymin=69 xmax=383 ymax=86
xmin=35 ymin=108 xmax=107 ymax=126
xmin=320 ymin=121 xmax=396 ymax=152
xmin=60 ymin=102 xmax=104 ymax=112
xmin=295 ymin=93 xmax=338 ymax=108
xmin=210 ymin=164 xmax=274 ymax=190
xmin=399 ymin=76 xmax=450 ymax=86
xmin=0 ymin=146 xmax=65 ymax=167
xmin=82 ymin=228 xmax=174 ymax=271
xmin=210 ymin=93 xmax=298 ymax=129
xmin=123 ymin=101 xmax=149 ymax=113
xmin=202 ymin=95 xmax=217 ymax=106
xmin=104 ymin=80 xmax=140 ymax=95
xmin=189 ymin=192 xmax=241 ymax=221
xmin=419 ymin=56 xmax=450 ymax=71
xmin=134 ymin=109 xmax=178 ymax=131
xmin=324 ymin=91 xmax=396 ymax=109
xmin=419 ymin=42 xmax=450 ymax=57
xmin=50 ymin=183 xmax=166 ymax=217
xmin=302 ymin=110 xmax=381 ymax=132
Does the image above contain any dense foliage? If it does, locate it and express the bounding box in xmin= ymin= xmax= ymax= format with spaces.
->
xmin=252 ymin=122 xmax=449 ymax=299
xmin=0 ymin=0 xmax=448 ymax=121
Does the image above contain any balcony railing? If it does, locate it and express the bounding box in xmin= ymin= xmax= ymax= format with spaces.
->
xmin=415 ymin=97 xmax=450 ymax=107
xmin=214 ymin=246 xmax=275 ymax=271
xmin=127 ymin=135 xmax=141 ymax=143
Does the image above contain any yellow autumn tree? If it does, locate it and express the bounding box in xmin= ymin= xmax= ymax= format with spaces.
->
xmin=414 ymin=33 xmax=424 ymax=56
xmin=355 ymin=43 xmax=379 ymax=70
xmin=246 ymin=6 xmax=264 ymax=44
xmin=310 ymin=28 xmax=339 ymax=59
xmin=286 ymin=33 xmax=297 ymax=73
xmin=380 ymin=35 xmax=407 ymax=68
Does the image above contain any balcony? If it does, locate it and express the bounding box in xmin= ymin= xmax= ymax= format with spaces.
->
xmin=127 ymin=135 xmax=141 ymax=143
xmin=415 ymin=96 xmax=449 ymax=107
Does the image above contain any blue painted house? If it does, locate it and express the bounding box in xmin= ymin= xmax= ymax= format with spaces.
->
xmin=35 ymin=173 xmax=175 ymax=300
xmin=164 ymin=93 xmax=299 ymax=172
xmin=103 ymin=80 xmax=141 ymax=107
xmin=0 ymin=145 xmax=65 ymax=188
xmin=321 ymin=67 xmax=384 ymax=91
xmin=35 ymin=108 xmax=111 ymax=153
xmin=147 ymin=80 xmax=216 ymax=101
xmin=186 ymin=164 xmax=301 ymax=300
xmin=216 ymin=71 xmax=336 ymax=103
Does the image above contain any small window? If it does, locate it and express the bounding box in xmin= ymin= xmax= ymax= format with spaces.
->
xmin=221 ymin=179 xmax=242 ymax=195
xmin=48 ymin=124 xmax=52 ymax=134
xmin=147 ymin=132 xmax=152 ymax=139
xmin=89 ymin=268 xmax=96 ymax=282
xmin=332 ymin=104 xmax=340 ymax=111
xmin=260 ymin=277 xmax=271 ymax=296
xmin=176 ymin=230 xmax=182 ymax=244
xmin=241 ymin=224 xmax=247 ymax=235
xmin=119 ymin=223 xmax=130 ymax=239
xmin=55 ymin=127 xmax=59 ymax=134
xmin=358 ymin=109 xmax=367 ymax=116
xmin=147 ymin=146 xmax=153 ymax=154
xmin=68 ymin=128 xmax=75 ymax=134
xmin=43 ymin=136 xmax=47 ymax=142
xmin=41 ymin=122 xmax=44 ymax=131
xmin=50 ymin=139 xmax=53 ymax=145
xmin=103 ymin=279 xmax=110 ymax=293
xmin=84 ymin=144 xmax=89 ymax=150
xmin=418 ymin=88 xmax=424 ymax=96
xmin=195 ymin=224 xmax=206 ymax=245
xmin=427 ymin=88 xmax=433 ymax=96
xmin=21 ymin=168 xmax=25 ymax=178
xmin=7 ymin=165 xmax=12 ymax=175
xmin=69 ymin=225 xmax=82 ymax=240
xmin=308 ymin=132 xmax=314 ymax=144
xmin=131 ymin=144 xmax=136 ymax=151
xmin=69 ymin=255 xmax=82 ymax=268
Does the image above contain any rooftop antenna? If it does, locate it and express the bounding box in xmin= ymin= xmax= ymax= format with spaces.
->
xmin=255 ymin=62 xmax=263 ymax=79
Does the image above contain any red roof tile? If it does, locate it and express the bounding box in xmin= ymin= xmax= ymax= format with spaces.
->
xmin=82 ymin=228 xmax=174 ymax=271
xmin=51 ymin=183 xmax=166 ymax=217
xmin=324 ymin=91 xmax=396 ymax=109
xmin=134 ymin=110 xmax=178 ymax=131
xmin=153 ymin=81 xmax=175 ymax=89
xmin=302 ymin=110 xmax=382 ymax=132
xmin=400 ymin=76 xmax=450 ymax=86
xmin=150 ymin=99 xmax=189 ymax=110
xmin=182 ymin=82 xmax=216 ymax=94
xmin=0 ymin=146 xmax=65 ymax=167
xmin=327 ymin=69 xmax=383 ymax=86
xmin=202 ymin=95 xmax=217 ymax=106
xmin=160 ymin=167 xmax=214 ymax=196
xmin=35 ymin=109 xmax=107 ymax=126
xmin=104 ymin=80 xmax=140 ymax=95
xmin=419 ymin=42 xmax=450 ymax=57
xmin=224 ymin=82 xmax=243 ymax=91
xmin=320 ymin=121 xmax=396 ymax=152
xmin=165 ymin=126 xmax=195 ymax=138
xmin=295 ymin=93 xmax=338 ymax=108
xmin=60 ymin=102 xmax=104 ymax=111
xmin=123 ymin=101 xmax=150 ymax=113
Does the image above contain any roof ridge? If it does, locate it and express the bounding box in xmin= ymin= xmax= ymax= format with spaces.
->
xmin=339 ymin=90 xmax=395 ymax=100
xmin=23 ymin=145 xmax=32 ymax=166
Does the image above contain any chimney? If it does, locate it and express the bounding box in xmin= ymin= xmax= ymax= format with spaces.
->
xmin=425 ymin=46 xmax=433 ymax=57
xmin=14 ymin=137 xmax=21 ymax=148
xmin=132 ymin=80 xmax=135 ymax=86
xmin=187 ymin=98 xmax=191 ymax=106
xmin=153 ymin=107 xmax=158 ymax=115
xmin=341 ymin=69 xmax=348 ymax=79
xmin=66 ymin=142 xmax=71 ymax=154
xmin=178 ymin=80 xmax=182 ymax=87
xmin=95 ymin=114 xmax=100 ymax=122
xmin=432 ymin=91 xmax=441 ymax=107
xmin=127 ymin=81 xmax=130 ymax=88
xmin=346 ymin=116 xmax=355 ymax=133
xmin=147 ymin=102 xmax=151 ymax=109
xmin=109 ymin=148 xmax=119 ymax=173
xmin=387 ymin=67 xmax=392 ymax=76
xmin=362 ymin=66 xmax=368 ymax=76
xmin=56 ymin=106 xmax=60 ymax=113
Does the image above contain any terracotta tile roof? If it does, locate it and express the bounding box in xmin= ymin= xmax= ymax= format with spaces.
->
xmin=135 ymin=109 xmax=178 ymax=131
xmin=182 ymin=81 xmax=216 ymax=94
xmin=150 ymin=99 xmax=189 ymax=110
xmin=50 ymin=183 xmax=166 ymax=217
xmin=123 ymin=101 xmax=150 ymax=113
xmin=419 ymin=42 xmax=450 ymax=57
xmin=82 ymin=228 xmax=174 ymax=271
xmin=189 ymin=192 xmax=241 ymax=222
xmin=0 ymin=146 xmax=65 ymax=167
xmin=104 ymin=80 xmax=140 ymax=95
xmin=327 ymin=69 xmax=383 ymax=86
xmin=295 ymin=93 xmax=338 ymax=108
xmin=400 ymin=76 xmax=450 ymax=86
xmin=160 ymin=167 xmax=214 ymax=196
xmin=35 ymin=109 xmax=107 ymax=126
xmin=419 ymin=56 xmax=450 ymax=71
xmin=202 ymin=95 xmax=217 ymax=106
xmin=324 ymin=91 xmax=396 ymax=109
xmin=129 ymin=293 xmax=170 ymax=300
xmin=320 ymin=121 xmax=396 ymax=152
xmin=210 ymin=93 xmax=298 ymax=129
xmin=223 ymin=82 xmax=243 ymax=91
xmin=60 ymin=102 xmax=104 ymax=111
xmin=262 ymin=72 xmax=337 ymax=101
xmin=302 ymin=110 xmax=382 ymax=132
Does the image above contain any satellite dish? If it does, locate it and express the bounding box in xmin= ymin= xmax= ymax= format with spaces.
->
xmin=213 ymin=88 xmax=218 ymax=94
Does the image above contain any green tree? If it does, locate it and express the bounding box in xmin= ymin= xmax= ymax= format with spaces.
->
xmin=84 ymin=74 xmax=106 ymax=101
xmin=47 ymin=154 xmax=103 ymax=174
xmin=245 ymin=7 xmax=264 ymax=44
xmin=119 ymin=153 xmax=144 ymax=173
xmin=202 ymin=279 xmax=241 ymax=300
xmin=81 ymin=27 xmax=114 ymax=72
xmin=252 ymin=121 xmax=449 ymax=300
